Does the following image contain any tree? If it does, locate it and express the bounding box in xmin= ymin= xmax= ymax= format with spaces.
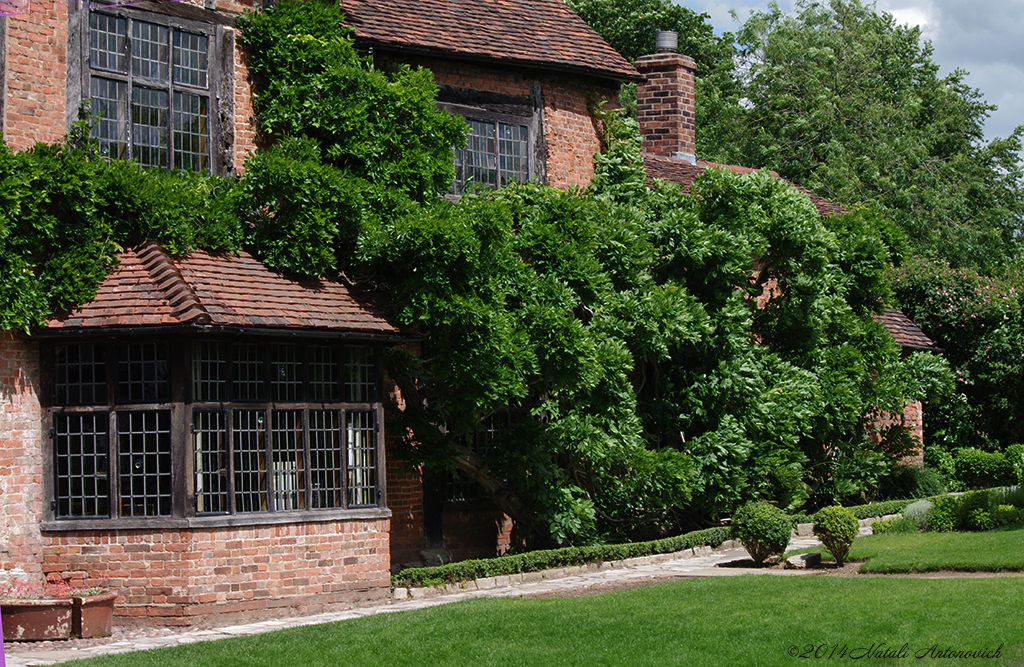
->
xmin=704 ymin=0 xmax=1024 ymax=272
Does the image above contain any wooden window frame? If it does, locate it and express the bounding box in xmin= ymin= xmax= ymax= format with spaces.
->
xmin=66 ymin=0 xmax=236 ymax=176
xmin=40 ymin=336 xmax=388 ymax=532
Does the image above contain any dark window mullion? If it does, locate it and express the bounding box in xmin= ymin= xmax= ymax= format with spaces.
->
xmin=263 ymin=403 xmax=275 ymax=512
xmin=339 ymin=408 xmax=349 ymax=509
xmin=165 ymin=26 xmax=175 ymax=169
xmin=226 ymin=407 xmax=237 ymax=515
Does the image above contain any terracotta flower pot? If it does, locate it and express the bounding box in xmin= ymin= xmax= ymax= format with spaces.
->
xmin=0 ymin=598 xmax=73 ymax=641
xmin=72 ymin=591 xmax=118 ymax=638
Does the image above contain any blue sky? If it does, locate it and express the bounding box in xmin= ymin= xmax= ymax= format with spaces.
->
xmin=678 ymin=0 xmax=1024 ymax=145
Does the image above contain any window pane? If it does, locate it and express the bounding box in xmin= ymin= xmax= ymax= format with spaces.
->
xmin=345 ymin=347 xmax=375 ymax=402
xmin=346 ymin=410 xmax=376 ymax=507
xmin=89 ymin=12 xmax=126 ymax=73
xmin=131 ymin=87 xmax=169 ymax=168
xmin=117 ymin=411 xmax=172 ymax=517
xmin=90 ymin=77 xmax=128 ymax=161
xmin=463 ymin=119 xmax=498 ymax=191
xmin=309 ymin=410 xmax=342 ymax=509
xmin=192 ymin=341 xmax=226 ymax=402
xmin=233 ymin=409 xmax=267 ymax=512
xmin=193 ymin=410 xmax=228 ymax=514
xmin=271 ymin=410 xmax=305 ymax=510
xmin=173 ymin=92 xmax=209 ymax=173
xmin=232 ymin=343 xmax=265 ymax=401
xmin=55 ymin=343 xmax=107 ymax=406
xmin=498 ymin=123 xmax=529 ymax=187
xmin=309 ymin=345 xmax=339 ymax=402
xmin=270 ymin=344 xmax=301 ymax=402
xmin=54 ymin=413 xmax=110 ymax=518
xmin=130 ymin=20 xmax=169 ymax=82
xmin=172 ymin=30 xmax=208 ymax=88
xmin=117 ymin=341 xmax=169 ymax=403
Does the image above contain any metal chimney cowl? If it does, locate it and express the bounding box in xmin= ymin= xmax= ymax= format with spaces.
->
xmin=656 ymin=30 xmax=678 ymax=53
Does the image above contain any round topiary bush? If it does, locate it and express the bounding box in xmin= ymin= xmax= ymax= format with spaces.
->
xmin=813 ymin=505 xmax=858 ymax=566
xmin=731 ymin=500 xmax=791 ymax=564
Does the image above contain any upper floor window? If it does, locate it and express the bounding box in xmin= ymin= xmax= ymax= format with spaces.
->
xmin=439 ymin=85 xmax=543 ymax=196
xmin=69 ymin=3 xmax=234 ymax=175
xmin=88 ymin=10 xmax=210 ymax=172
xmin=452 ymin=119 xmax=530 ymax=195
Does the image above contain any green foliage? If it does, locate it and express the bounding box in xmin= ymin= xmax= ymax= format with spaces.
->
xmin=879 ymin=465 xmax=946 ymax=501
xmin=954 ymin=449 xmax=1017 ymax=490
xmin=926 ymin=488 xmax=1024 ymax=532
xmin=812 ymin=505 xmax=858 ymax=565
xmin=870 ymin=517 xmax=917 ymax=535
xmin=393 ymin=526 xmax=731 ymax=587
xmin=237 ymin=0 xmax=466 ymax=203
xmin=712 ymin=0 xmax=1024 ymax=272
xmin=1007 ymin=445 xmax=1024 ymax=485
xmin=903 ymin=500 xmax=934 ymax=529
xmin=731 ymin=500 xmax=791 ymax=563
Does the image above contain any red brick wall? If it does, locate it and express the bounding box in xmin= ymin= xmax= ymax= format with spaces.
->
xmin=43 ymin=520 xmax=391 ymax=626
xmin=3 ymin=5 xmax=69 ymax=149
xmin=0 ymin=333 xmax=45 ymax=582
xmin=868 ymin=399 xmax=925 ymax=465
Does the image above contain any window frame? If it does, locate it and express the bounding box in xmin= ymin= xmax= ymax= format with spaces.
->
xmin=438 ymin=84 xmax=545 ymax=196
xmin=66 ymin=0 xmax=236 ymax=176
xmin=39 ymin=335 xmax=389 ymax=532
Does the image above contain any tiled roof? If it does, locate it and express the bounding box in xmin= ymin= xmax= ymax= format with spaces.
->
xmin=45 ymin=243 xmax=400 ymax=337
xmin=339 ymin=0 xmax=640 ymax=82
xmin=644 ymin=154 xmax=848 ymax=218
xmin=873 ymin=308 xmax=940 ymax=353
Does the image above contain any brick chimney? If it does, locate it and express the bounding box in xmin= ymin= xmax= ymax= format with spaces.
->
xmin=635 ymin=52 xmax=697 ymax=164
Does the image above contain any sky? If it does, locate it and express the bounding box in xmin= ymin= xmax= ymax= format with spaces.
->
xmin=679 ymin=0 xmax=1024 ymax=144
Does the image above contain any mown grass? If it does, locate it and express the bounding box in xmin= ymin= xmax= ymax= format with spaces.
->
xmin=59 ymin=575 xmax=1024 ymax=667
xmin=850 ymin=523 xmax=1024 ymax=573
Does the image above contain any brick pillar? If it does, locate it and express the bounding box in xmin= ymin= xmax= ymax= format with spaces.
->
xmin=0 ymin=333 xmax=45 ymax=582
xmin=635 ymin=52 xmax=697 ymax=164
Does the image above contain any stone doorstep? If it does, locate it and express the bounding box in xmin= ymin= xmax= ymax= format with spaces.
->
xmin=395 ymin=543 xmax=723 ymax=600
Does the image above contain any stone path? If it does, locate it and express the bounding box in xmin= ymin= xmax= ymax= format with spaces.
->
xmin=3 ymin=535 xmax=829 ymax=667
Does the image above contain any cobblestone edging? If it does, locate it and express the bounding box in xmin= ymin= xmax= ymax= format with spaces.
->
xmin=394 ymin=541 xmax=745 ymax=600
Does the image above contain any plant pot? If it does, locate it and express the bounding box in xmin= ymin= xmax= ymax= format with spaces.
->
xmin=0 ymin=598 xmax=73 ymax=641
xmin=72 ymin=591 xmax=118 ymax=638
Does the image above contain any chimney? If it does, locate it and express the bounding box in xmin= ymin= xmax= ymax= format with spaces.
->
xmin=635 ymin=51 xmax=697 ymax=164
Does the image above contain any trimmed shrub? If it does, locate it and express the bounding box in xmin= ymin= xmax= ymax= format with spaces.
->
xmin=1006 ymin=445 xmax=1024 ymax=485
xmin=954 ymin=448 xmax=1016 ymax=489
xmin=992 ymin=504 xmax=1024 ymax=527
xmin=903 ymin=500 xmax=934 ymax=529
xmin=871 ymin=517 xmax=918 ymax=535
xmin=813 ymin=506 xmax=859 ymax=565
xmin=393 ymin=525 xmax=732 ymax=588
xmin=732 ymin=501 xmax=791 ymax=564
xmin=926 ymin=496 xmax=959 ymax=532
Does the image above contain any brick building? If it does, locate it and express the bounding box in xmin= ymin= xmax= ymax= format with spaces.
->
xmin=0 ymin=0 xmax=639 ymax=623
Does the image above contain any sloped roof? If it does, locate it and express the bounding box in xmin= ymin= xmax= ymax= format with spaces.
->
xmin=643 ymin=155 xmax=847 ymax=218
xmin=872 ymin=308 xmax=940 ymax=353
xmin=44 ymin=243 xmax=400 ymax=338
xmin=339 ymin=0 xmax=640 ymax=82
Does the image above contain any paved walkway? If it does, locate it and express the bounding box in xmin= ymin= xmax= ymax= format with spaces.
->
xmin=3 ymin=535 xmax=828 ymax=667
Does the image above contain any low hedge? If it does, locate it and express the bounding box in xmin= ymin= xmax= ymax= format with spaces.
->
xmin=393 ymin=526 xmax=731 ymax=588
xmin=394 ymin=498 xmax=924 ymax=588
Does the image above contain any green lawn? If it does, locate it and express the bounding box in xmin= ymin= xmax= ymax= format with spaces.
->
xmin=850 ymin=523 xmax=1024 ymax=573
xmin=59 ymin=575 xmax=1024 ymax=667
